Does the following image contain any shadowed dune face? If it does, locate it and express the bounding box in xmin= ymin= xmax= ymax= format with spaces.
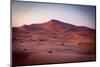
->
xmin=12 ymin=19 xmax=96 ymax=66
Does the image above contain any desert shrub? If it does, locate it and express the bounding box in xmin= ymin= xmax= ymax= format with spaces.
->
xmin=78 ymin=42 xmax=81 ymax=45
xmin=62 ymin=43 xmax=65 ymax=46
xmin=53 ymin=36 xmax=57 ymax=38
xmin=48 ymin=51 xmax=52 ymax=53
xmin=39 ymin=39 xmax=46 ymax=41
xmin=24 ymin=49 xmax=27 ymax=51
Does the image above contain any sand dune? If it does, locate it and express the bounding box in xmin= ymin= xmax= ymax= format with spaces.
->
xmin=12 ymin=19 xmax=96 ymax=66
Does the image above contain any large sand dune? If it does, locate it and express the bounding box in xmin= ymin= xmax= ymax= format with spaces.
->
xmin=12 ymin=19 xmax=96 ymax=66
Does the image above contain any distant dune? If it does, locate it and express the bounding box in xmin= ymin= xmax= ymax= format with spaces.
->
xmin=12 ymin=19 xmax=96 ymax=66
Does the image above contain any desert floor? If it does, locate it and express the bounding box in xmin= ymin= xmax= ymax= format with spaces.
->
xmin=13 ymin=41 xmax=96 ymax=66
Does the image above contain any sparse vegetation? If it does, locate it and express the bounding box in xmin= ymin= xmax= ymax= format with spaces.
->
xmin=24 ymin=49 xmax=27 ymax=51
xmin=39 ymin=39 xmax=46 ymax=41
xmin=48 ymin=51 xmax=52 ymax=53
xmin=62 ymin=43 xmax=65 ymax=46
